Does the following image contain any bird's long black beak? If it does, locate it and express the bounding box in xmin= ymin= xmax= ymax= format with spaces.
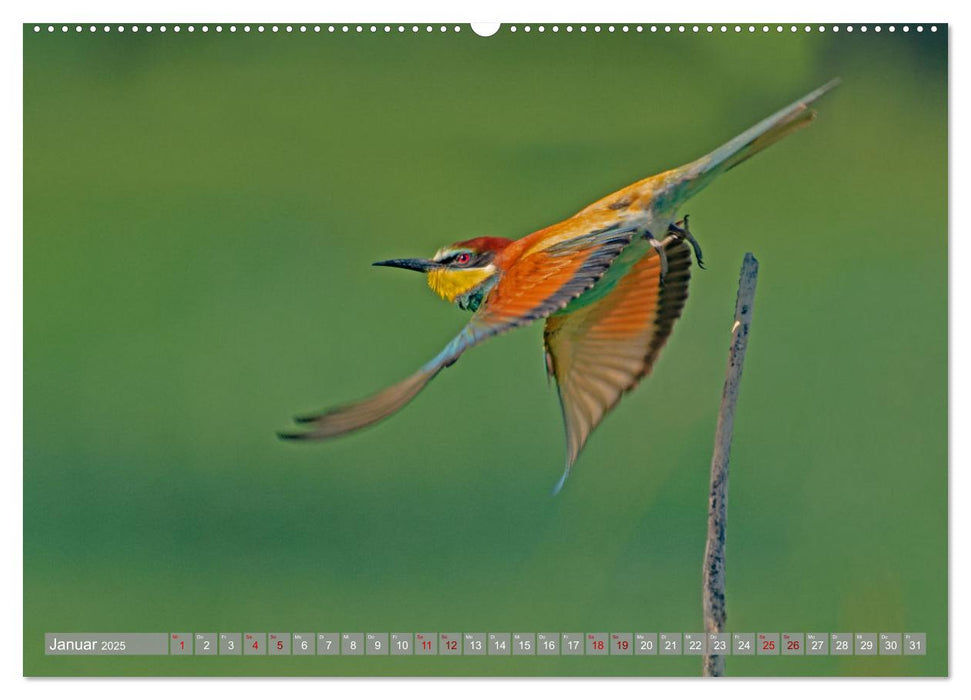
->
xmin=372 ymin=258 xmax=441 ymax=273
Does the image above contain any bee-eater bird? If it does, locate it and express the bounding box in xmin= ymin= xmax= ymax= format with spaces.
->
xmin=280 ymin=80 xmax=839 ymax=494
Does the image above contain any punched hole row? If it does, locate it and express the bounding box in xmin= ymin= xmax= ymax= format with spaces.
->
xmin=32 ymin=24 xmax=940 ymax=35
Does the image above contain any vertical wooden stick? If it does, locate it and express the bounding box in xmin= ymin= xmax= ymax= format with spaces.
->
xmin=702 ymin=253 xmax=759 ymax=678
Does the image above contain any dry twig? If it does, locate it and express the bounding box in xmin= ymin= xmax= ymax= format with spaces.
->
xmin=702 ymin=253 xmax=759 ymax=677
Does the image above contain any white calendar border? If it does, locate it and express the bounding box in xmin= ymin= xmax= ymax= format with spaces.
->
xmin=2 ymin=0 xmax=964 ymax=697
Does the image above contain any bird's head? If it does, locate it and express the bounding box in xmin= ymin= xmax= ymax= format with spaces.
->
xmin=373 ymin=236 xmax=513 ymax=304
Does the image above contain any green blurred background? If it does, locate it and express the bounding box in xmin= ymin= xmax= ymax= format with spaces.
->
xmin=23 ymin=24 xmax=947 ymax=676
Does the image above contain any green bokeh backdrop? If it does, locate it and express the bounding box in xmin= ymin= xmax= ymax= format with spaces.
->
xmin=24 ymin=24 xmax=947 ymax=676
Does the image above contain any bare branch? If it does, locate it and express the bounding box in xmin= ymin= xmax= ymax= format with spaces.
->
xmin=702 ymin=253 xmax=759 ymax=677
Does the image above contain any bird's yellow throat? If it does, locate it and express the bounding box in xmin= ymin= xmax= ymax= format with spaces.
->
xmin=427 ymin=266 xmax=496 ymax=302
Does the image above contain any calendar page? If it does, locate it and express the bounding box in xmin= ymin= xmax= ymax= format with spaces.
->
xmin=22 ymin=20 xmax=947 ymax=677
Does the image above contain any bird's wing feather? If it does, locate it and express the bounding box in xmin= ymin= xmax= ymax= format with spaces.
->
xmin=278 ymin=325 xmax=478 ymax=440
xmin=475 ymin=224 xmax=637 ymax=329
xmin=543 ymin=239 xmax=692 ymax=493
xmin=280 ymin=223 xmax=637 ymax=441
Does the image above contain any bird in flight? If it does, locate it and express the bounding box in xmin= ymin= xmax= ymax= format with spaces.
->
xmin=280 ymin=80 xmax=839 ymax=493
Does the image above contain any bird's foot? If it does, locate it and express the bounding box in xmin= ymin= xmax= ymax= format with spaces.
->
xmin=644 ymin=230 xmax=670 ymax=281
xmin=666 ymin=214 xmax=705 ymax=269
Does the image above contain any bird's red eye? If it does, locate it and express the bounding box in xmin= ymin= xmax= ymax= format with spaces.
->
xmin=455 ymin=253 xmax=471 ymax=265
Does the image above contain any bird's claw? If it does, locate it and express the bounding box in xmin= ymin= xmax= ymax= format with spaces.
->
xmin=666 ymin=215 xmax=705 ymax=270
xmin=646 ymin=216 xmax=705 ymax=285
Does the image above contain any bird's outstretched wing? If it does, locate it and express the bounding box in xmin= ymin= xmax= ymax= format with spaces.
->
xmin=279 ymin=224 xmax=637 ymax=441
xmin=543 ymin=239 xmax=692 ymax=493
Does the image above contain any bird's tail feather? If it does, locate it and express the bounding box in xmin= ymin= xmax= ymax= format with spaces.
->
xmin=664 ymin=79 xmax=840 ymax=207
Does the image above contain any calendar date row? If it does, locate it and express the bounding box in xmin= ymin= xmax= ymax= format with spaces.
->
xmin=173 ymin=632 xmax=926 ymax=657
